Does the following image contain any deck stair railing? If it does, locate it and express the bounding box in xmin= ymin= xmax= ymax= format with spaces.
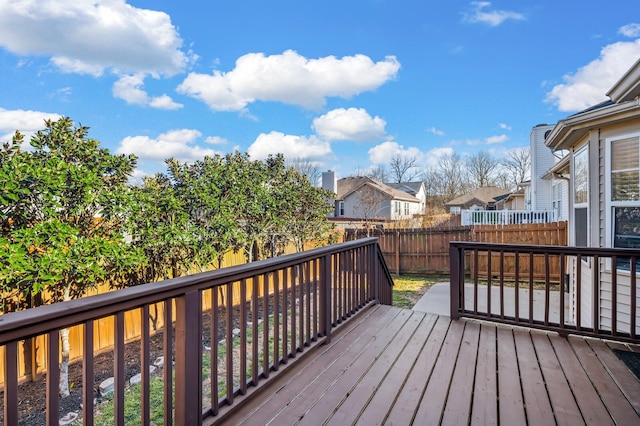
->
xmin=450 ymin=241 xmax=640 ymax=343
xmin=0 ymin=238 xmax=393 ymax=426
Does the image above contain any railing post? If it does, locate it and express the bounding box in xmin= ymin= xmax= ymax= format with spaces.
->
xmin=320 ymin=253 xmax=332 ymax=343
xmin=450 ymin=244 xmax=461 ymax=319
xmin=175 ymin=290 xmax=203 ymax=426
xmin=374 ymin=244 xmax=381 ymax=304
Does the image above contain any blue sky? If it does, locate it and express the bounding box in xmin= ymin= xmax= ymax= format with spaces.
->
xmin=1 ymin=1 xmax=640 ymax=183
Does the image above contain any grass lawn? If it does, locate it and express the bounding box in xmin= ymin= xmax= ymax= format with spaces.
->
xmin=391 ymin=275 xmax=446 ymax=309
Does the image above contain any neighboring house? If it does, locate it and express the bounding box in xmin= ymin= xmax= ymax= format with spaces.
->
xmin=444 ymin=186 xmax=507 ymax=214
xmin=385 ymin=181 xmax=427 ymax=213
xmin=500 ymin=187 xmax=525 ymax=210
xmin=322 ymin=171 xmax=421 ymax=221
xmin=545 ymin=56 xmax=640 ymax=333
xmin=528 ymin=124 xmax=570 ymax=221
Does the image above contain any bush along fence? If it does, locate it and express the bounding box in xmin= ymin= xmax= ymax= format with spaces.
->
xmin=343 ymin=221 xmax=568 ymax=280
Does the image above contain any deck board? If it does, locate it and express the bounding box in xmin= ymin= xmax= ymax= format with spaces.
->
xmin=211 ymin=305 xmax=640 ymax=426
xmin=470 ymin=324 xmax=498 ymax=426
xmin=496 ymin=326 xmax=527 ymax=426
xmin=513 ymin=330 xmax=555 ymax=426
xmin=548 ymin=334 xmax=615 ymax=425
xmin=382 ymin=314 xmax=450 ymax=425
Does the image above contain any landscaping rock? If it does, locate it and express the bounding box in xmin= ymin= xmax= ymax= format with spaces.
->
xmin=99 ymin=377 xmax=114 ymax=397
xmin=129 ymin=366 xmax=158 ymax=386
xmin=153 ymin=356 xmax=164 ymax=369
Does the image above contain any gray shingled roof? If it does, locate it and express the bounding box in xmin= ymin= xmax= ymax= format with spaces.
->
xmin=444 ymin=186 xmax=508 ymax=206
xmin=384 ymin=181 xmax=424 ymax=196
xmin=336 ymin=177 xmax=419 ymax=202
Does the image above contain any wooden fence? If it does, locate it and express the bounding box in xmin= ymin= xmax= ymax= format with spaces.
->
xmin=344 ymin=221 xmax=568 ymax=279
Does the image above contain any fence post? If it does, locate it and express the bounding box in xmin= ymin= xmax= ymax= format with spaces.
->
xmin=175 ymin=290 xmax=203 ymax=426
xmin=450 ymin=244 xmax=461 ymax=319
xmin=395 ymin=230 xmax=400 ymax=275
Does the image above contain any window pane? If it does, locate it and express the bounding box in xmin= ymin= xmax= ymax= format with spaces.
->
xmin=575 ymin=207 xmax=587 ymax=246
xmin=612 ymin=170 xmax=640 ymax=201
xmin=574 ymin=148 xmax=588 ymax=204
xmin=612 ymin=137 xmax=639 ymax=171
xmin=614 ymin=206 xmax=640 ymax=248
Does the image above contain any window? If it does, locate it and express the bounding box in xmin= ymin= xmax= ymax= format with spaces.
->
xmin=552 ymin=181 xmax=563 ymax=220
xmin=607 ymin=134 xmax=640 ymax=271
xmin=339 ymin=201 xmax=344 ymax=216
xmin=403 ymin=202 xmax=409 ymax=215
xmin=394 ymin=201 xmax=400 ymax=214
xmin=573 ymin=146 xmax=588 ymax=246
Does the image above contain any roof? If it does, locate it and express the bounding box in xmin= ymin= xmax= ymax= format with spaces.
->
xmin=385 ymin=181 xmax=424 ymax=196
xmin=336 ymin=176 xmax=419 ymax=203
xmin=444 ymin=186 xmax=508 ymax=207
xmin=546 ymin=57 xmax=640 ymax=151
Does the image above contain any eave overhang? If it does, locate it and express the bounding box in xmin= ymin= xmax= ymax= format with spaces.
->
xmin=607 ymin=57 xmax=640 ymax=103
xmin=544 ymin=100 xmax=640 ymax=151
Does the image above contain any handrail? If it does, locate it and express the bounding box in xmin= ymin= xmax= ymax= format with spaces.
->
xmin=450 ymin=241 xmax=640 ymax=343
xmin=0 ymin=238 xmax=380 ymax=344
xmin=0 ymin=237 xmax=393 ymax=425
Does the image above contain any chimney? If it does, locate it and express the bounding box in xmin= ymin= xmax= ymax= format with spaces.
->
xmin=322 ymin=170 xmax=337 ymax=193
xmin=322 ymin=170 xmax=337 ymax=217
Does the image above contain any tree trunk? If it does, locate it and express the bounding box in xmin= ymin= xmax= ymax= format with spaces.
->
xmin=59 ymin=285 xmax=72 ymax=397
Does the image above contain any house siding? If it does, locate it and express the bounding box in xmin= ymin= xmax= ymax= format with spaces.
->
xmin=595 ymin=123 xmax=640 ymax=334
xmin=531 ymin=124 xmax=555 ymax=212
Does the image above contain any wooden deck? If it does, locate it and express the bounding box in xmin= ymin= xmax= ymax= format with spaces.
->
xmin=214 ymin=304 xmax=640 ymax=425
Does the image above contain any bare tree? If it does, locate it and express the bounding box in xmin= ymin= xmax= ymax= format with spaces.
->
xmin=367 ymin=164 xmax=389 ymax=183
xmin=421 ymin=152 xmax=469 ymax=212
xmin=389 ymin=153 xmax=420 ymax=183
xmin=287 ymin=157 xmax=322 ymax=186
xmin=353 ymin=185 xmax=386 ymax=222
xmin=466 ymin=151 xmax=499 ymax=187
xmin=502 ymin=147 xmax=531 ymax=189
xmin=349 ymin=166 xmax=367 ymax=177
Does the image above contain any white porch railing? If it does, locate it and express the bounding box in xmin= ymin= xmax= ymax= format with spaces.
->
xmin=460 ymin=209 xmax=556 ymax=226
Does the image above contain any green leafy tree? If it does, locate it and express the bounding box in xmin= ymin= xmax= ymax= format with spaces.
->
xmin=0 ymin=117 xmax=142 ymax=396
xmin=271 ymin=165 xmax=334 ymax=253
xmin=165 ymin=155 xmax=238 ymax=270
xmin=126 ymin=173 xmax=197 ymax=283
xmin=225 ymin=152 xmax=273 ymax=262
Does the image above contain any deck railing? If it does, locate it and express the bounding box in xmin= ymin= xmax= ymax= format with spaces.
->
xmin=0 ymin=238 xmax=393 ymax=426
xmin=460 ymin=209 xmax=556 ymax=226
xmin=450 ymin=242 xmax=640 ymax=343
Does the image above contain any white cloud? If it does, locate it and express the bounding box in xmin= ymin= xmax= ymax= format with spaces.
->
xmin=149 ymin=94 xmax=183 ymax=110
xmin=427 ymin=127 xmax=445 ymax=136
xmin=112 ymin=74 xmax=183 ymax=110
xmin=129 ymin=168 xmax=151 ymax=187
xmin=486 ymin=134 xmax=509 ymax=144
xmin=0 ymin=0 xmax=193 ymax=77
xmin=205 ymin=136 xmax=229 ymax=145
xmin=0 ymin=108 xmax=62 ymax=146
xmin=177 ymin=50 xmax=400 ymax=111
xmin=466 ymin=134 xmax=509 ymax=146
xmin=367 ymin=141 xmax=423 ymax=164
xmin=619 ymin=23 xmax=640 ymax=38
xmin=545 ymin=39 xmax=640 ymax=111
xmin=247 ymin=131 xmax=332 ymax=161
xmin=312 ymin=108 xmax=387 ymax=141
xmin=463 ymin=2 xmax=525 ymax=27
xmin=116 ymin=129 xmax=219 ymax=162
xmin=424 ymin=146 xmax=455 ymax=168
xmin=498 ymin=123 xmax=511 ymax=130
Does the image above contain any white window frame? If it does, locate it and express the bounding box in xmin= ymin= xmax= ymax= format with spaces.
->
xmin=572 ymin=144 xmax=589 ymax=247
xmin=605 ymin=132 xmax=640 ymax=252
